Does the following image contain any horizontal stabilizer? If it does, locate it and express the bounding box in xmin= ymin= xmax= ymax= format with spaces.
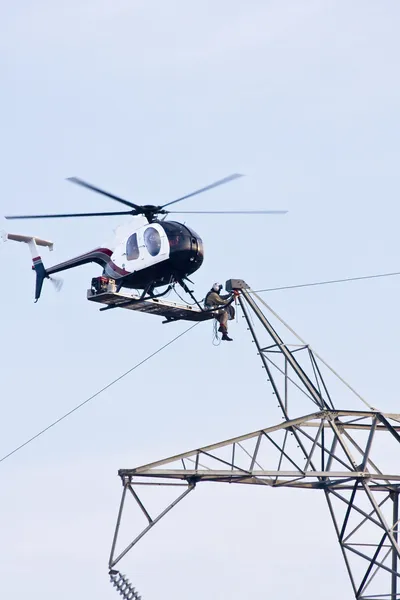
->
xmin=2 ymin=232 xmax=54 ymax=251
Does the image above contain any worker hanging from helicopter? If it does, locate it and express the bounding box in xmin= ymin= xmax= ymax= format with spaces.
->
xmin=204 ymin=282 xmax=238 ymax=341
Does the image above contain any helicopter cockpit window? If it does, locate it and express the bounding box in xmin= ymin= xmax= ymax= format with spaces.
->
xmin=162 ymin=221 xmax=185 ymax=249
xmin=126 ymin=233 xmax=139 ymax=260
xmin=144 ymin=227 xmax=161 ymax=257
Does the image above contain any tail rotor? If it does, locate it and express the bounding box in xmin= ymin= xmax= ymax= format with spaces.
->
xmin=49 ymin=275 xmax=63 ymax=293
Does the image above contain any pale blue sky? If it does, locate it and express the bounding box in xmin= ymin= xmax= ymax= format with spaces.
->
xmin=1 ymin=2 xmax=400 ymax=599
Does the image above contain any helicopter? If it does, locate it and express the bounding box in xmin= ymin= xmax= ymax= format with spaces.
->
xmin=4 ymin=174 xmax=287 ymax=310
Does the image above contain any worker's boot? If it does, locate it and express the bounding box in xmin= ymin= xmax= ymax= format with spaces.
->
xmin=219 ymin=325 xmax=233 ymax=341
xmin=222 ymin=332 xmax=233 ymax=341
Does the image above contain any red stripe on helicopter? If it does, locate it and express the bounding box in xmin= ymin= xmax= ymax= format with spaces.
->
xmin=106 ymin=260 xmax=130 ymax=277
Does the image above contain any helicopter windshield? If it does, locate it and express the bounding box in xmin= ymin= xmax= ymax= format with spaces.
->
xmin=159 ymin=221 xmax=204 ymax=274
xmin=161 ymin=221 xmax=191 ymax=250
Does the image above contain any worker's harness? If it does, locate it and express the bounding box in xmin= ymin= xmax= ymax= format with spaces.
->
xmin=204 ymin=291 xmax=235 ymax=320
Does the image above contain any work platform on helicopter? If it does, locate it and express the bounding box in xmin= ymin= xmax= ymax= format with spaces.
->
xmin=87 ymin=286 xmax=216 ymax=324
xmin=87 ymin=277 xmax=246 ymax=323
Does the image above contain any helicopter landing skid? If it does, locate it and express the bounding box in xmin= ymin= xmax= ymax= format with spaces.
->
xmin=87 ymin=288 xmax=217 ymax=323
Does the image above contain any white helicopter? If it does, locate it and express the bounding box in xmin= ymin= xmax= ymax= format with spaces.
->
xmin=4 ymin=174 xmax=287 ymax=315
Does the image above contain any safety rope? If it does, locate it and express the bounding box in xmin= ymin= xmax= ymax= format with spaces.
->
xmin=212 ymin=319 xmax=221 ymax=346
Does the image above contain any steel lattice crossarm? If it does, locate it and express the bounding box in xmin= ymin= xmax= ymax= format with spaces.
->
xmin=109 ymin=280 xmax=400 ymax=600
xmin=117 ymin=410 xmax=400 ymax=490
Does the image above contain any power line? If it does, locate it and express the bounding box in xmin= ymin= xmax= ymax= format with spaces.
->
xmin=0 ymin=322 xmax=200 ymax=465
xmin=253 ymin=271 xmax=400 ymax=294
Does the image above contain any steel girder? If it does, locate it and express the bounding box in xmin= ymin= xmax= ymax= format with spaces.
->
xmin=109 ymin=284 xmax=400 ymax=600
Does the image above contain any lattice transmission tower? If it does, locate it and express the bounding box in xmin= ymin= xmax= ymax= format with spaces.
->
xmin=108 ymin=280 xmax=400 ymax=600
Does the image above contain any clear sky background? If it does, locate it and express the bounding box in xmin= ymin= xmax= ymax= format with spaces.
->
xmin=1 ymin=1 xmax=400 ymax=599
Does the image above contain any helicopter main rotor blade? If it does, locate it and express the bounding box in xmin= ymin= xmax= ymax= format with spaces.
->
xmin=67 ymin=177 xmax=142 ymax=211
xmin=166 ymin=209 xmax=288 ymax=214
xmin=161 ymin=173 xmax=244 ymax=209
xmin=5 ymin=211 xmax=134 ymax=220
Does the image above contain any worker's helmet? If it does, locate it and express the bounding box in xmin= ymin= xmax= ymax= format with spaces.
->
xmin=212 ymin=282 xmax=223 ymax=293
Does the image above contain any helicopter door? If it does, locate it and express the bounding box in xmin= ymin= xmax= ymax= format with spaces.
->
xmin=111 ymin=231 xmax=142 ymax=274
xmin=126 ymin=232 xmax=140 ymax=261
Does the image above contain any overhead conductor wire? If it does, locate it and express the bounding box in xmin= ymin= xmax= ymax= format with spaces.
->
xmin=0 ymin=322 xmax=200 ymax=464
xmin=253 ymin=270 xmax=400 ymax=294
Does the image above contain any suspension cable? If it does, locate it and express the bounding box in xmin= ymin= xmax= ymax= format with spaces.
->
xmin=0 ymin=322 xmax=200 ymax=465
xmin=251 ymin=291 xmax=376 ymax=411
xmin=253 ymin=271 xmax=400 ymax=294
